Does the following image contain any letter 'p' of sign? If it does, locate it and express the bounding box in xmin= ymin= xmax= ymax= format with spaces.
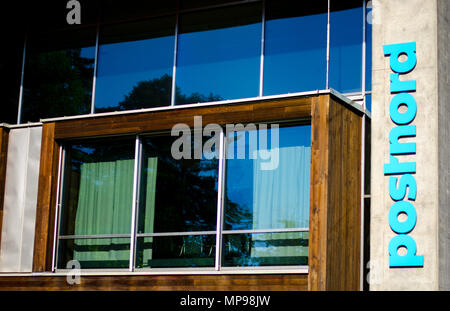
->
xmin=383 ymin=41 xmax=423 ymax=268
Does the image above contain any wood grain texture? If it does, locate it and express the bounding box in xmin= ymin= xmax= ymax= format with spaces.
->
xmin=33 ymin=123 xmax=60 ymax=272
xmin=53 ymin=97 xmax=312 ymax=139
xmin=308 ymin=95 xmax=363 ymax=291
xmin=308 ymin=95 xmax=330 ymax=291
xmin=326 ymin=96 xmax=362 ymax=290
xmin=0 ymin=274 xmax=308 ymax=291
xmin=0 ymin=127 xmax=9 ymax=251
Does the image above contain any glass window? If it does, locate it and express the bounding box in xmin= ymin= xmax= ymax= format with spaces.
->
xmin=329 ymin=1 xmax=363 ymax=94
xmin=0 ymin=34 xmax=23 ymax=124
xmin=136 ymin=235 xmax=215 ymax=268
xmin=175 ymin=3 xmax=262 ymax=105
xmin=366 ymin=0 xmax=373 ymax=94
xmin=223 ymin=124 xmax=311 ymax=266
xmin=57 ymin=138 xmax=135 ymax=269
xmin=57 ymin=123 xmax=311 ymax=270
xmin=222 ymin=232 xmax=308 ymax=267
xmin=21 ymin=28 xmax=96 ymax=123
xmin=58 ymin=238 xmax=130 ymax=269
xmin=263 ymin=0 xmax=327 ymax=95
xmin=99 ymin=0 xmax=177 ymax=23
xmin=95 ymin=16 xmax=176 ymax=112
xmin=135 ymin=133 xmax=219 ymax=268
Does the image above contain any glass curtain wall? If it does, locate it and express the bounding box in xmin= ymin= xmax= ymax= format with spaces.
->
xmin=329 ymin=0 xmax=364 ymax=94
xmin=14 ymin=0 xmax=371 ymax=120
xmin=56 ymin=123 xmax=311 ymax=270
xmin=263 ymin=0 xmax=327 ymax=95
xmin=94 ymin=16 xmax=176 ymax=112
xmin=21 ymin=28 xmax=96 ymax=123
xmin=175 ymin=3 xmax=262 ymax=105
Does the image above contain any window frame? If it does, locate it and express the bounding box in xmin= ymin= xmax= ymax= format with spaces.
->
xmin=53 ymin=118 xmax=312 ymax=273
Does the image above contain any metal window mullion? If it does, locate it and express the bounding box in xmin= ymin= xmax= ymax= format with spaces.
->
xmin=90 ymin=23 xmax=100 ymax=114
xmin=59 ymin=234 xmax=132 ymax=240
xmin=136 ymin=231 xmax=216 ymax=238
xmin=361 ymin=0 xmax=367 ymax=108
xmin=258 ymin=0 xmax=265 ymax=97
xmin=17 ymin=34 xmax=27 ymax=124
xmin=326 ymin=0 xmax=330 ymax=90
xmin=170 ymin=7 xmax=180 ymax=106
xmin=131 ymin=136 xmax=143 ymax=270
xmin=128 ymin=135 xmax=142 ymax=272
xmin=51 ymin=146 xmax=64 ymax=271
xmin=215 ymin=129 xmax=226 ymax=271
xmin=222 ymin=228 xmax=309 ymax=235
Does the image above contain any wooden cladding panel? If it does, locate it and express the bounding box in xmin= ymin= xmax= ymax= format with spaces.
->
xmin=0 ymin=127 xmax=9 ymax=250
xmin=308 ymin=95 xmax=330 ymax=291
xmin=33 ymin=123 xmax=60 ymax=272
xmin=308 ymin=95 xmax=363 ymax=291
xmin=0 ymin=274 xmax=308 ymax=291
xmin=54 ymin=97 xmax=312 ymax=139
xmin=326 ymin=97 xmax=362 ymax=290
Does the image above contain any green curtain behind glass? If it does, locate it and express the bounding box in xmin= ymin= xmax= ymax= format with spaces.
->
xmin=73 ymin=159 xmax=134 ymax=266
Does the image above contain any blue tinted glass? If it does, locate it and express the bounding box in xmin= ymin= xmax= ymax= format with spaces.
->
xmin=0 ymin=34 xmax=22 ymax=124
xmin=329 ymin=2 xmax=363 ymax=93
xmin=95 ymin=16 xmax=176 ymax=112
xmin=263 ymin=1 xmax=327 ymax=95
xmin=22 ymin=28 xmax=96 ymax=122
xmin=366 ymin=2 xmax=373 ymax=92
xmin=175 ymin=3 xmax=262 ymax=105
xmin=366 ymin=94 xmax=372 ymax=112
xmin=224 ymin=124 xmax=311 ymax=231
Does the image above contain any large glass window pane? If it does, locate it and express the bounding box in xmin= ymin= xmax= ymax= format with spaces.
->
xmin=21 ymin=28 xmax=96 ymax=122
xmin=57 ymin=238 xmax=130 ymax=269
xmin=100 ymin=0 xmax=177 ymax=24
xmin=138 ymin=134 xmax=219 ymax=234
xmin=366 ymin=0 xmax=373 ymax=94
xmin=329 ymin=1 xmax=363 ymax=93
xmin=263 ymin=0 xmax=327 ymax=95
xmin=224 ymin=125 xmax=311 ymax=231
xmin=222 ymin=232 xmax=308 ymax=267
xmin=136 ymin=235 xmax=215 ymax=268
xmin=0 ymin=33 xmax=23 ymax=124
xmin=95 ymin=16 xmax=176 ymax=112
xmin=175 ymin=3 xmax=262 ymax=105
xmin=59 ymin=138 xmax=135 ymax=237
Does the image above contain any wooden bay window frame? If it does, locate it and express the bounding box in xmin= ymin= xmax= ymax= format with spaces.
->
xmin=19 ymin=91 xmax=363 ymax=290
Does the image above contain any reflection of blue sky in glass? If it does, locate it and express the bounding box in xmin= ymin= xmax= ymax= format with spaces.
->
xmin=95 ymin=35 xmax=174 ymax=111
xmin=224 ymin=125 xmax=311 ymax=230
xmin=329 ymin=6 xmax=363 ymax=93
xmin=263 ymin=13 xmax=327 ymax=95
xmin=176 ymin=22 xmax=261 ymax=104
xmin=366 ymin=4 xmax=373 ymax=94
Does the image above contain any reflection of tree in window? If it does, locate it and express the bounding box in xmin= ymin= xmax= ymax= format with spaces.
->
xmin=95 ymin=74 xmax=223 ymax=113
xmin=22 ymin=48 xmax=94 ymax=122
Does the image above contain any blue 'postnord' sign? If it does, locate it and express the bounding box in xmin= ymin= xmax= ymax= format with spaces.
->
xmin=383 ymin=42 xmax=424 ymax=268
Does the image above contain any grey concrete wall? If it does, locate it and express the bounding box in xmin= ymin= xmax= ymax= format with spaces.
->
xmin=370 ymin=0 xmax=440 ymax=290
xmin=437 ymin=0 xmax=450 ymax=291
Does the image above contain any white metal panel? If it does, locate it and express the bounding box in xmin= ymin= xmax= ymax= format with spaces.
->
xmin=0 ymin=126 xmax=42 ymax=272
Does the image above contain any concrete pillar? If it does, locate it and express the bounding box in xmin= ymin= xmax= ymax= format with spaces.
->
xmin=370 ymin=0 xmax=449 ymax=290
